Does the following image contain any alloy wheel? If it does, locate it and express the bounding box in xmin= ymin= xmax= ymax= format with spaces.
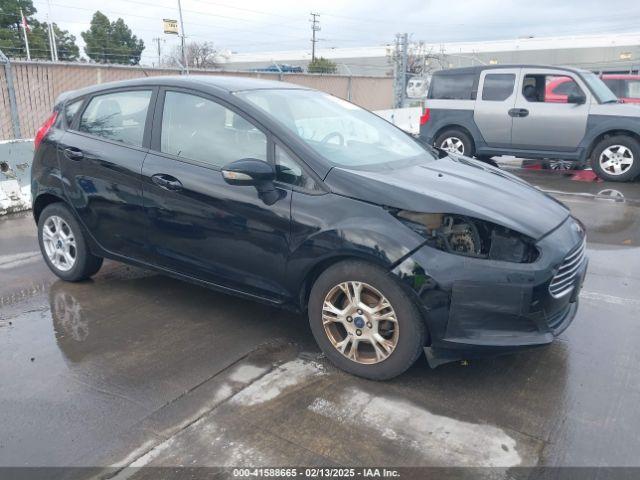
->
xmin=547 ymin=159 xmax=574 ymax=170
xmin=599 ymin=145 xmax=634 ymax=176
xmin=322 ymin=281 xmax=399 ymax=364
xmin=42 ymin=215 xmax=77 ymax=272
xmin=440 ymin=137 xmax=465 ymax=154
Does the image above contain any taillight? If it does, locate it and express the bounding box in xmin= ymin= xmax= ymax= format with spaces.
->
xmin=34 ymin=111 xmax=58 ymax=150
xmin=419 ymin=108 xmax=430 ymax=125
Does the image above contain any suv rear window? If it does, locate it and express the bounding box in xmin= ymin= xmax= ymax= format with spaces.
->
xmin=429 ymin=73 xmax=476 ymax=100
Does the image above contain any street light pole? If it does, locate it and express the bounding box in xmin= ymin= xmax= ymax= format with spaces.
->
xmin=177 ymin=0 xmax=188 ymax=74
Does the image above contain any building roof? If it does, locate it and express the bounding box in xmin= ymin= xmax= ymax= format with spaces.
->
xmin=222 ymin=31 xmax=640 ymax=64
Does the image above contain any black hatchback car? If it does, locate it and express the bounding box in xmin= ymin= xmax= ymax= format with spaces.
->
xmin=32 ymin=76 xmax=588 ymax=379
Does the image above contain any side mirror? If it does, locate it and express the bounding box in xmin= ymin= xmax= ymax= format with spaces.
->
xmin=221 ymin=158 xmax=275 ymax=186
xmin=221 ymin=158 xmax=282 ymax=205
xmin=567 ymin=93 xmax=586 ymax=105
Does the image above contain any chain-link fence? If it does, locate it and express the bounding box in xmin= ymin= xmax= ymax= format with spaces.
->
xmin=0 ymin=58 xmax=394 ymax=141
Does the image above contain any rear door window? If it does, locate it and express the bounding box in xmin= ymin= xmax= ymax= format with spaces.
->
xmin=482 ymin=74 xmax=515 ymax=101
xmin=429 ymin=73 xmax=476 ymax=100
xmin=78 ymin=90 xmax=152 ymax=147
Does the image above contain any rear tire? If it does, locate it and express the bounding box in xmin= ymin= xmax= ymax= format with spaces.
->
xmin=38 ymin=203 xmax=103 ymax=282
xmin=435 ymin=129 xmax=475 ymax=157
xmin=591 ymin=135 xmax=640 ymax=182
xmin=308 ymin=260 xmax=426 ymax=380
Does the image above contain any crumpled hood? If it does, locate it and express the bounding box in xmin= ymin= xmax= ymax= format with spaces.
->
xmin=325 ymin=156 xmax=570 ymax=240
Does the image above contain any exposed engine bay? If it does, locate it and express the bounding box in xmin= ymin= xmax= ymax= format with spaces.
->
xmin=394 ymin=211 xmax=539 ymax=263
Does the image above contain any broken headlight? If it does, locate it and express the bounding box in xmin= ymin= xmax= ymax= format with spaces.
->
xmin=393 ymin=211 xmax=539 ymax=263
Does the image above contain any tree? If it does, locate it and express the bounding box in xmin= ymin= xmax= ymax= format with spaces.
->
xmin=307 ymin=57 xmax=337 ymax=74
xmin=81 ymin=11 xmax=144 ymax=65
xmin=165 ymin=41 xmax=218 ymax=69
xmin=0 ymin=0 xmax=78 ymax=60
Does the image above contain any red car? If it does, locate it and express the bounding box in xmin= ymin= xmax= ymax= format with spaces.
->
xmin=546 ymin=74 xmax=640 ymax=104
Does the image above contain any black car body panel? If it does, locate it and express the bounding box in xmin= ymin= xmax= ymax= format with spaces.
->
xmin=325 ymin=155 xmax=570 ymax=240
xmin=32 ymin=75 xmax=587 ymax=367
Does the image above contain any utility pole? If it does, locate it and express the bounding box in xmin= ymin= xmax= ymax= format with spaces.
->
xmin=152 ymin=37 xmax=164 ymax=67
xmin=177 ymin=0 xmax=188 ymax=73
xmin=393 ymin=33 xmax=408 ymax=108
xmin=47 ymin=0 xmax=58 ymax=61
xmin=310 ymin=13 xmax=320 ymax=62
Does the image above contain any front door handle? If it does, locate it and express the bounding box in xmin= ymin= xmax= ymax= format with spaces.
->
xmin=152 ymin=174 xmax=182 ymax=191
xmin=508 ymin=108 xmax=529 ymax=118
xmin=64 ymin=147 xmax=84 ymax=160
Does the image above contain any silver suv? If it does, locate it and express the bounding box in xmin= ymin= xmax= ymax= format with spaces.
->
xmin=420 ymin=65 xmax=640 ymax=182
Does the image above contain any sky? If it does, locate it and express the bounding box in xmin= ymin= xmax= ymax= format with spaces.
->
xmin=28 ymin=0 xmax=640 ymax=65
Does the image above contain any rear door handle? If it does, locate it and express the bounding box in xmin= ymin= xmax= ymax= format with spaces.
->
xmin=64 ymin=147 xmax=84 ymax=160
xmin=151 ymin=174 xmax=182 ymax=191
xmin=508 ymin=108 xmax=529 ymax=118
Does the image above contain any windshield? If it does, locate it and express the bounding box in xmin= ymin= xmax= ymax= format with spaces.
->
xmin=236 ymin=89 xmax=432 ymax=168
xmin=581 ymin=72 xmax=618 ymax=103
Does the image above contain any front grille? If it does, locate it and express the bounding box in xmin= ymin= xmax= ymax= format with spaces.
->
xmin=549 ymin=238 xmax=586 ymax=298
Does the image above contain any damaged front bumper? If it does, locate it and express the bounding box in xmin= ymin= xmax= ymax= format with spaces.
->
xmin=392 ymin=216 xmax=588 ymax=367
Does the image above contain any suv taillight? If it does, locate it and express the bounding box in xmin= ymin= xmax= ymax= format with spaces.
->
xmin=34 ymin=111 xmax=58 ymax=150
xmin=419 ymin=108 xmax=430 ymax=125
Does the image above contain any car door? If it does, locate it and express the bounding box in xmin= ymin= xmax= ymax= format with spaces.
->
xmin=510 ymin=69 xmax=591 ymax=151
xmin=59 ymin=87 xmax=156 ymax=259
xmin=141 ymin=88 xmax=293 ymax=302
xmin=473 ymin=68 xmax=520 ymax=148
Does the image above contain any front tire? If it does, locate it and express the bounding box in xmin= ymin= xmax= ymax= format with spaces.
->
xmin=591 ymin=135 xmax=640 ymax=182
xmin=308 ymin=260 xmax=426 ymax=380
xmin=38 ymin=203 xmax=103 ymax=282
xmin=435 ymin=128 xmax=474 ymax=157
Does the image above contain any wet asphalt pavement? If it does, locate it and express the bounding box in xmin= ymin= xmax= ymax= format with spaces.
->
xmin=1 ymin=164 xmax=639 ymax=477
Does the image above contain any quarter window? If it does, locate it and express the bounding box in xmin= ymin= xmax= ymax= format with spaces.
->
xmin=482 ymin=74 xmax=515 ymax=101
xmin=429 ymin=73 xmax=476 ymax=100
xmin=275 ymin=145 xmax=318 ymax=190
xmin=64 ymin=99 xmax=83 ymax=126
xmin=78 ymin=90 xmax=152 ymax=147
xmin=160 ymin=91 xmax=267 ymax=168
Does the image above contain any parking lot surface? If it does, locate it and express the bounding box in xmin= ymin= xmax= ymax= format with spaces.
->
xmin=1 ymin=165 xmax=639 ymax=477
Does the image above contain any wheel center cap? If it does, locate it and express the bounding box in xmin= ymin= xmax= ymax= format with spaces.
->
xmin=56 ymin=240 xmax=63 ymax=249
xmin=353 ymin=316 xmax=365 ymax=328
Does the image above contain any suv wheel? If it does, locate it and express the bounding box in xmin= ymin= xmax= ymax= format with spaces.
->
xmin=308 ymin=260 xmax=426 ymax=380
xmin=435 ymin=129 xmax=474 ymax=157
xmin=591 ymin=135 xmax=640 ymax=182
xmin=38 ymin=203 xmax=103 ymax=282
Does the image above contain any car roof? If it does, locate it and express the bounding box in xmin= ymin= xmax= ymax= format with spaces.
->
xmin=57 ymin=74 xmax=309 ymax=103
xmin=432 ymin=64 xmax=591 ymax=76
